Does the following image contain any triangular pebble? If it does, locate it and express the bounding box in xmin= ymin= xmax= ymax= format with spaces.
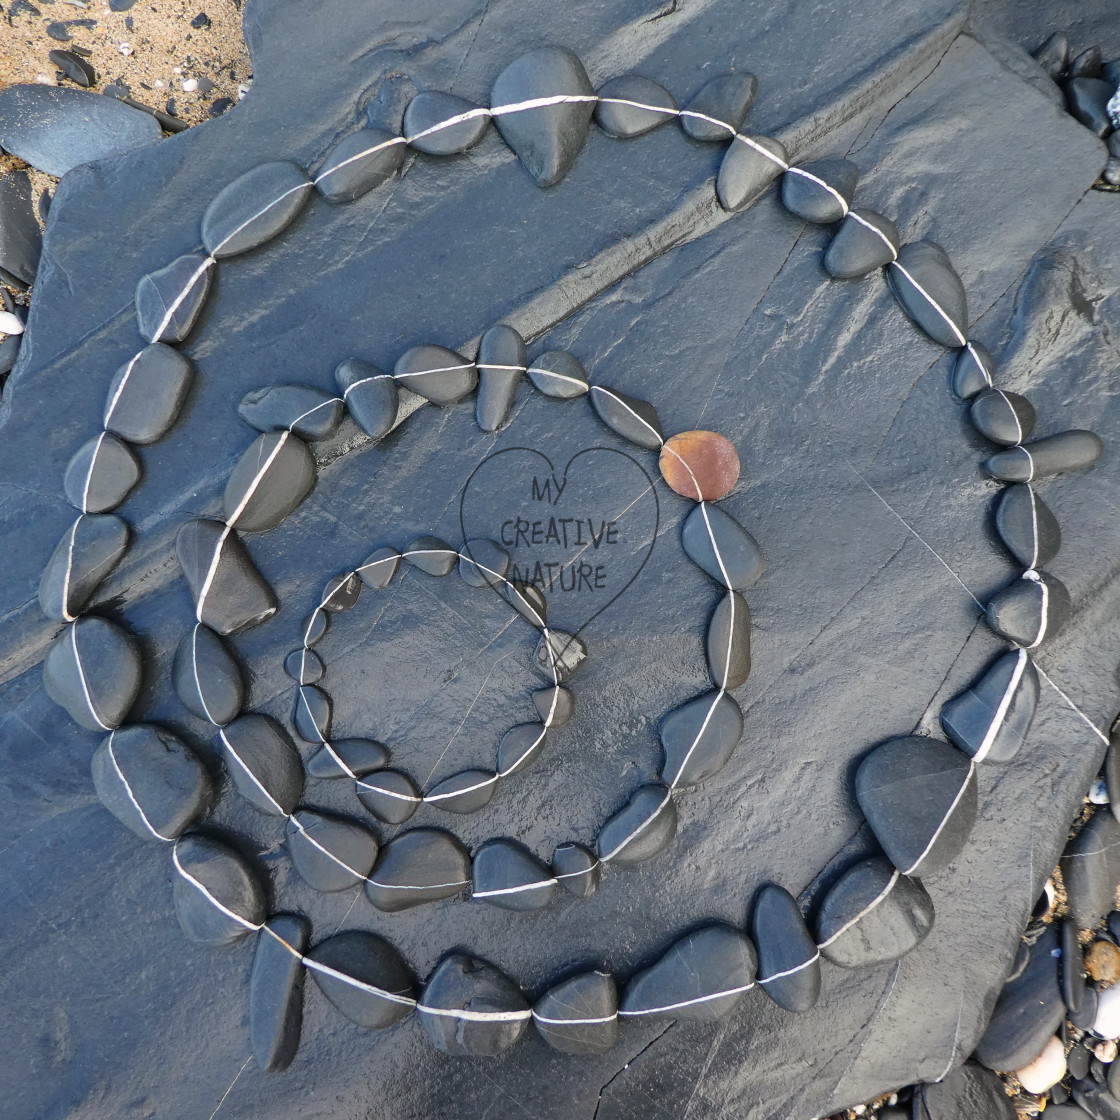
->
xmin=38 ymin=513 xmax=129 ymax=621
xmin=420 ymin=954 xmax=530 ymax=1055
xmin=716 ymin=135 xmax=788 ymax=212
xmin=306 ymin=738 xmax=388 ymax=780
xmin=366 ymin=828 xmax=471 ymax=912
xmin=305 ymin=931 xmax=415 ymax=1028
xmin=172 ymin=623 xmax=244 ymax=726
xmin=781 ymin=158 xmax=858 ymax=224
xmin=218 ymin=714 xmax=304 ymax=816
xmin=404 ymin=91 xmax=489 ymax=154
xmin=597 ymin=783 xmax=676 ymax=864
xmin=823 ymin=209 xmax=899 ymax=279
xmin=680 ymin=73 xmax=757 ymax=141
xmin=940 ymin=649 xmax=1038 ymax=764
xmin=472 ymin=839 xmax=556 ymax=911
xmin=43 ymin=615 xmax=141 ymax=731
xmin=172 ymin=834 xmax=265 ymax=946
xmin=286 ymin=810 xmax=379 ymax=892
xmin=356 ymin=769 xmax=420 ymax=824
xmin=357 ymin=546 xmax=401 ymax=589
xmin=533 ymin=971 xmax=618 ymax=1055
xmin=336 ymin=358 xmax=397 ymax=440
xmin=952 ymin=342 xmax=995 ymax=399
xmin=224 ymin=431 xmax=316 ymax=533
xmin=135 ymin=252 xmax=213 ymax=343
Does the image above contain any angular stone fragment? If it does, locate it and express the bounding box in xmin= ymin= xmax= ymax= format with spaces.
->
xmin=681 ymin=502 xmax=763 ymax=590
xmin=1033 ymin=31 xmax=1069 ymax=79
xmin=817 ymin=857 xmax=934 ymax=968
xmin=223 ymin=432 xmax=317 ymax=532
xmin=404 ymin=535 xmax=458 ymax=576
xmin=394 ymin=344 xmax=477 ymax=404
xmin=496 ymin=722 xmax=548 ymax=776
xmin=534 ymin=686 xmax=573 ymax=728
xmin=490 ymin=46 xmax=595 ymax=187
xmin=48 ymin=48 xmax=95 ymax=88
xmin=659 ymin=689 xmax=744 ymax=787
xmin=459 ymin=539 xmax=509 ymax=588
xmin=680 ymin=73 xmax=757 ymax=141
xmin=419 ymin=954 xmax=530 ymax=1055
xmin=357 ymin=546 xmax=401 ymax=589
xmin=0 ymin=169 xmax=42 ymax=287
xmin=527 ymin=350 xmax=588 ymax=398
xmin=533 ymin=971 xmax=618 ymax=1055
xmin=238 ymin=384 xmax=342 ymax=441
xmin=286 ymin=810 xmax=379 ymax=893
xmin=507 ymin=579 xmax=548 ymax=626
xmin=589 ymin=385 xmax=663 ymax=449
xmin=475 ymin=324 xmax=525 ymax=431
xmin=472 ymin=839 xmax=557 ymax=911
xmin=250 ymin=915 xmax=309 ymax=1072
xmin=218 ymin=714 xmax=304 ymax=816
xmin=781 ymin=159 xmax=858 ymax=224
xmin=336 ymin=358 xmax=397 ymax=440
xmin=1062 ymin=811 xmax=1120 ymax=930
xmin=620 ymin=924 xmax=756 ymax=1021
xmin=940 ymin=649 xmax=1038 ymax=764
xmin=970 ymin=388 xmax=1036 ymax=446
xmin=534 ymin=630 xmax=587 ymax=682
xmin=985 ymin=569 xmax=1071 ymax=649
xmin=43 ymin=616 xmax=142 ymax=731
xmin=751 ymin=884 xmax=820 ymax=1012
xmin=660 ymin=430 xmax=740 ymax=501
xmin=356 ymin=769 xmax=421 ymax=824
xmin=887 ymin=242 xmax=968 ymax=347
xmin=306 ymin=738 xmax=388 ymax=780
xmin=320 ymin=571 xmax=361 ymax=611
xmin=91 ymin=724 xmax=212 ymax=841
xmin=404 ymin=91 xmax=489 ymax=154
xmin=552 ymin=842 xmax=600 ymax=896
xmin=716 ymin=135 xmax=788 ymax=212
xmin=995 ymin=484 xmax=1061 ymax=570
xmin=305 ymin=931 xmax=415 ymax=1029
xmin=177 ymin=519 xmax=278 ymax=635
xmin=63 ymin=432 xmax=141 ymax=513
xmin=823 ymin=208 xmax=899 ymax=279
xmin=706 ymin=591 xmax=751 ymax=690
xmin=172 ymin=834 xmax=265 ymax=946
xmin=172 ymin=624 xmax=244 ymax=726
xmin=983 ymin=430 xmax=1103 ymax=482
xmin=202 ymin=161 xmax=312 ymax=258
xmin=854 ymin=736 xmax=977 ymax=877
xmin=597 ymin=783 xmax=677 ymax=864
xmin=314 ymin=128 xmax=404 ymax=204
xmin=595 ymin=75 xmax=676 ymax=138
xmin=1066 ymin=78 xmax=1115 ymax=137
xmin=952 ymin=341 xmax=995 ymax=399
xmin=424 ymin=769 xmax=497 ymax=814
xmin=293 ymin=684 xmax=331 ymax=743
xmin=103 ymin=344 xmax=192 ymax=443
xmin=38 ymin=514 xmax=129 ymax=621
xmin=135 ymin=253 xmax=213 ymax=343
xmin=366 ymin=828 xmax=471 ymax=912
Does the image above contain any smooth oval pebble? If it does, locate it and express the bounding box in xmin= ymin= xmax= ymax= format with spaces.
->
xmin=887 ymin=241 xmax=968 ymax=348
xmin=534 ymin=686 xmax=573 ymax=727
xmin=751 ymin=884 xmax=821 ymax=1013
xmin=716 ymin=135 xmax=788 ymax=212
xmin=405 ymin=535 xmax=458 ymax=576
xmin=286 ymin=810 xmax=379 ymax=892
xmin=533 ymin=971 xmax=618 ymax=1055
xmin=394 ymin=344 xmax=477 ymax=405
xmin=983 ymin=430 xmax=1103 ymax=482
xmin=781 ymin=158 xmax=858 ymax=224
xmin=660 ymin=430 xmax=740 ymax=501
xmin=589 ymin=384 xmax=663 ymax=449
xmin=496 ymin=722 xmax=548 ymax=776
xmin=38 ymin=513 xmax=129 ymax=621
xmin=336 ymin=358 xmax=397 ymax=440
xmin=404 ymin=90 xmax=489 ymax=154
xmin=940 ymin=648 xmax=1038 ymax=764
xmin=357 ymin=546 xmax=401 ymax=589
xmin=284 ymin=647 xmax=323 ymax=684
xmin=459 ymin=538 xmax=509 ymax=588
xmin=680 ymin=73 xmax=757 ymax=141
xmin=314 ymin=128 xmax=404 ymax=204
xmin=681 ymin=502 xmax=763 ymax=590
xmin=994 ymin=484 xmax=1061 ymax=569
xmin=305 ymin=738 xmax=388 ymax=780
xmin=366 ymin=828 xmax=471 ymax=912
xmin=420 ymin=954 xmax=530 ymax=1055
xmin=970 ymin=388 xmax=1036 ymax=446
xmin=985 ymin=569 xmax=1071 ymax=649
xmin=595 ymin=74 xmax=676 ymax=138
xmin=527 ymin=350 xmax=588 ymax=398
xmin=952 ymin=341 xmax=995 ymax=398
xmin=356 ymin=769 xmax=421 ymax=824
xmin=172 ymin=623 xmax=244 ymax=726
xmin=202 ymin=161 xmax=312 ymax=258
xmin=135 ymin=253 xmax=213 ymax=343
xmin=103 ymin=344 xmax=193 ymax=444
xmin=475 ymin=324 xmax=525 ymax=431
xmin=659 ymin=689 xmax=744 ymax=787
xmin=472 ymin=839 xmax=557 ymax=911
xmin=1063 ymin=811 xmax=1120 ymax=931
xmin=43 ymin=615 xmax=142 ymax=731
xmin=597 ymin=783 xmax=677 ymax=863
xmin=706 ymin=591 xmax=751 ymax=690
xmin=171 ymin=834 xmax=265 ymax=946
xmin=552 ymin=841 xmax=601 ymax=896
xmin=238 ymin=384 xmax=343 ymax=441
xmin=305 ymin=931 xmax=415 ymax=1029
xmin=63 ymin=432 xmax=141 ymax=513
xmin=224 ymin=431 xmax=317 ymax=532
xmin=293 ymin=684 xmax=331 ymax=743
xmin=823 ymin=208 xmax=899 ymax=279
xmin=249 ymin=914 xmax=309 ymax=1072
xmin=425 ymin=768 xmax=497 ymax=814
xmin=218 ymin=714 xmax=304 ymax=816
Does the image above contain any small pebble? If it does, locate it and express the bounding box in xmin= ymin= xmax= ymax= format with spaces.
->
xmin=1094 ymin=1039 xmax=1118 ymax=1064
xmin=118 ymin=43 xmax=134 ymax=56
xmin=1090 ymin=777 xmax=1111 ymax=805
xmin=0 ymin=310 xmax=25 ymax=336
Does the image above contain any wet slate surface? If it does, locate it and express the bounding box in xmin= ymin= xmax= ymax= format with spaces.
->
xmin=0 ymin=2 xmax=1118 ymax=1120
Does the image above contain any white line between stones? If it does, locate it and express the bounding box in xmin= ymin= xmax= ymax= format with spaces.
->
xmin=416 ymin=1003 xmax=533 ymax=1023
xmin=71 ymin=622 xmax=110 ymax=731
xmin=366 ymin=878 xmax=471 ymax=891
xmin=589 ymin=385 xmax=664 ymax=447
xmin=301 ymin=957 xmax=417 ymax=1006
xmin=103 ymin=349 xmax=144 ymax=431
xmin=901 ymin=760 xmax=976 ymax=876
xmin=849 ymin=211 xmax=898 ymax=260
xmin=80 ymin=431 xmax=108 ymax=514
xmin=106 ymin=731 xmax=174 ymax=842
xmin=758 ymin=951 xmax=820 ymax=985
xmin=58 ymin=517 xmax=80 ymax=622
xmin=972 ymin=649 xmax=1028 ymax=763
xmin=887 ymin=260 xmax=967 ymax=347
xmin=472 ymin=878 xmax=558 ymax=898
xmin=524 ymin=366 xmax=586 ymax=389
xmin=784 ymin=167 xmax=849 ymax=217
xmin=617 ymin=981 xmax=756 ymax=1016
xmin=1027 ymin=487 xmax=1039 ymax=570
xmin=532 ymin=1011 xmax=619 ymax=1026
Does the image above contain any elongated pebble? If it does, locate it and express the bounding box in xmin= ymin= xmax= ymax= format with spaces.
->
xmin=202 ymin=161 xmax=312 ymax=258
xmin=983 ymin=430 xmax=1103 ymax=482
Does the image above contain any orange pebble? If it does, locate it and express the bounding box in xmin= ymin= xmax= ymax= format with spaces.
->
xmin=659 ymin=431 xmax=740 ymax=501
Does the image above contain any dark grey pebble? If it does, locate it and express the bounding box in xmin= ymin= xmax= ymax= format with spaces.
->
xmin=620 ymin=924 xmax=756 ymax=1021
xmin=533 ymin=971 xmax=618 ymax=1055
xmin=595 ymin=74 xmax=676 ymax=138
xmin=49 ymin=49 xmax=96 ymax=87
xmin=314 ymin=128 xmax=403 ymax=204
xmin=394 ymin=344 xmax=477 ymax=404
xmin=287 ymin=810 xmax=379 ymax=892
xmin=405 ymin=535 xmax=458 ymax=576
xmin=1033 ymin=31 xmax=1069 ymax=80
xmin=887 ymin=241 xmax=968 ymax=348
xmin=985 ymin=569 xmax=1071 ymax=649
xmin=459 ymin=538 xmax=509 ymax=588
xmin=597 ymin=783 xmax=677 ymax=864
xmin=496 ymin=722 xmax=548 ymax=777
xmin=475 ymin=324 xmax=525 ymax=431
xmin=1062 ymin=917 xmax=1088 ymax=1017
xmin=681 ymin=502 xmax=764 ymax=590
xmin=172 ymin=623 xmax=244 ymax=726
xmin=716 ymin=135 xmax=788 ymax=212
xmin=91 ymin=723 xmax=212 ymax=841
xmin=816 ymin=857 xmax=934 ymax=967
xmin=305 ymin=931 xmax=415 ymax=1029
xmin=63 ymin=432 xmax=141 ymax=512
xmin=940 ymin=648 xmax=1038 ymax=764
xmin=321 ymin=571 xmax=361 ymax=611
xmin=527 ymin=350 xmax=588 ymax=398
xmin=300 ymin=608 xmax=329 ymax=647
xmin=552 ymin=842 xmax=600 ymax=896
xmin=171 ymin=834 xmax=265 ymax=946
xmin=533 ymin=686 xmax=573 ymax=727
xmin=357 ymin=546 xmax=401 ymax=589
xmin=1071 ymin=1041 xmax=1094 ymax=1080
xmin=0 ymin=169 xmax=42 ymax=287
xmin=202 ymin=161 xmax=311 ymax=258
xmin=0 ymin=334 xmax=19 ymax=375
xmin=1070 ymin=46 xmax=1103 ymax=79
xmin=366 ymin=828 xmax=471 ymax=912
xmin=823 ymin=208 xmax=899 ymax=279
xmin=176 ymin=519 xmax=277 ymax=635
xmin=534 ymin=629 xmax=587 ymax=682
xmin=1062 ymin=810 xmax=1120 ymax=930
xmin=293 ymin=684 xmax=331 ymax=743
xmin=250 ymin=914 xmax=309 ymax=1072
xmin=1108 ymin=732 xmax=1120 ymax=826
xmin=781 ymin=158 xmax=858 ymax=224
xmin=356 ymin=769 xmax=421 ymax=824
xmin=1103 ymin=59 xmax=1120 ymax=88
xmin=218 ymin=713 xmax=304 ymax=816
xmin=472 ymin=839 xmax=556 ymax=911
xmin=306 ymin=738 xmax=388 ymax=780
xmin=43 ymin=616 xmax=141 ymax=731
xmin=1067 ymin=78 xmax=1115 ymax=137
xmin=970 ymin=388 xmax=1036 ymax=446
xmin=659 ymin=689 xmax=743 ymax=787
xmin=507 ymin=579 xmax=548 ymax=627
xmin=425 ymin=769 xmax=497 ymax=814
xmin=994 ymin=484 xmax=1061 ymax=569
xmin=335 ymin=358 xmax=397 ymax=440
xmin=490 ymin=46 xmax=595 ymax=188
xmin=223 ymin=431 xmax=317 ymax=533
xmin=952 ymin=341 xmax=995 ymax=398
xmin=589 ymin=384 xmax=663 ymax=449
xmin=706 ymin=590 xmax=751 ymax=690
xmin=983 ymin=430 xmax=1103 ymax=482
xmin=135 ymin=252 xmax=213 ymax=343
xmin=420 ymin=954 xmax=530 ymax=1055
xmin=238 ymin=384 xmax=343 ymax=441
xmin=680 ymin=73 xmax=757 ymax=141
xmin=1074 ymin=1086 xmax=1120 ymax=1120
xmin=38 ymin=513 xmax=129 ymax=622
xmin=103 ymin=344 xmax=192 ymax=444
xmin=404 ymin=90 xmax=489 ymax=154
xmin=751 ymin=884 xmax=820 ymax=1012
xmin=917 ymin=1064 xmax=1016 ymax=1120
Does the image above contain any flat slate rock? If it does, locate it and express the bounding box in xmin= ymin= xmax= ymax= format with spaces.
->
xmin=336 ymin=358 xmax=397 ymax=440
xmin=425 ymin=768 xmax=498 ymax=814
xmin=915 ymin=1063 xmax=1016 ymax=1120
xmin=91 ymin=723 xmax=213 ymax=842
xmin=0 ymin=169 xmax=42 ymax=287
xmin=419 ymin=954 xmax=531 ymax=1056
xmin=940 ymin=648 xmax=1038 ymax=764
xmin=223 ymin=431 xmax=317 ymax=533
xmin=887 ymin=241 xmax=968 ymax=347
xmin=551 ymin=841 xmax=600 ymax=897
xmin=490 ymin=46 xmax=595 ymax=188
xmin=286 ymin=810 xmax=379 ymax=892
xmin=1062 ymin=810 xmax=1120 ymax=931
xmin=238 ymin=385 xmax=343 ymax=441
xmin=292 ymin=684 xmax=332 ymax=743
xmin=135 ymin=253 xmax=213 ymax=344
xmin=527 ymin=350 xmax=588 ymax=398
xmin=404 ymin=90 xmax=490 ymax=154
xmin=305 ymin=931 xmax=415 ymax=1029
xmin=588 ymin=384 xmax=664 ymax=449
xmin=680 ymin=73 xmax=757 ymax=141
xmin=43 ymin=615 xmax=142 ymax=731
xmin=620 ymin=923 xmax=757 ymax=1021
xmin=355 ymin=769 xmax=421 ymax=825
xmin=249 ymin=914 xmax=310 ymax=1072
xmin=475 ymin=323 xmax=525 ymax=431
xmin=63 ymin=432 xmax=141 ymax=513
xmin=681 ymin=502 xmax=764 ymax=591
xmin=595 ymin=74 xmax=676 ymax=138
xmin=218 ymin=714 xmax=304 ymax=817
xmin=357 ymin=546 xmax=401 ymax=589
xmin=394 ymin=344 xmax=477 ymax=405
xmin=597 ymin=783 xmax=677 ymax=864
xmin=472 ymin=839 xmax=557 ymax=911
xmin=0 ymin=83 xmax=162 ymax=177
xmin=985 ymin=569 xmax=1071 ymax=649
xmin=533 ymin=971 xmax=618 ymax=1055
xmin=970 ymin=388 xmax=1036 ymax=446
xmin=983 ymin=430 xmax=1104 ymax=482
xmin=172 ymin=623 xmax=244 ymax=727
xmin=459 ymin=538 xmax=509 ymax=588
xmin=659 ymin=688 xmax=744 ymax=787
xmin=995 ymin=484 xmax=1061 ymax=569
xmin=201 ymin=161 xmax=312 ymax=259
xmin=534 ymin=686 xmax=573 ymax=728
xmin=103 ymin=344 xmax=193 ymax=444
xmin=824 ymin=208 xmax=900 ymax=278
xmin=171 ymin=834 xmax=265 ymax=946
xmin=751 ymin=884 xmax=821 ymax=1013
xmin=716 ymin=135 xmax=788 ymax=213
xmin=781 ymin=158 xmax=859 ymax=224
xmin=496 ymin=722 xmax=548 ymax=776
xmin=952 ymin=340 xmax=995 ymax=399
xmin=365 ymin=828 xmax=471 ymax=912
xmin=305 ymin=738 xmax=388 ymax=780
xmin=38 ymin=513 xmax=130 ymax=622
xmin=706 ymin=590 xmax=751 ymax=690
xmin=314 ymin=127 xmax=403 ymax=204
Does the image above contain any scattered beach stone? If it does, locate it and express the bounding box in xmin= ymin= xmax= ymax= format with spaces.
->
xmin=475 ymin=324 xmax=525 ymax=431
xmin=983 ymin=430 xmax=1104 ymax=482
xmin=952 ymin=341 xmax=995 ymax=398
xmin=781 ymin=158 xmax=858 ymax=224
xmin=218 ymin=714 xmax=304 ymax=816
xmin=597 ymin=783 xmax=677 ymax=863
xmin=425 ymin=769 xmax=497 ymax=814
xmin=293 ymin=684 xmax=331 ymax=743
xmin=43 ymin=615 xmax=142 ymax=731
xmin=459 ymin=539 xmax=509 ymax=588
xmin=135 ymin=252 xmax=213 ymax=343
xmin=751 ymin=883 xmax=821 ymax=1013
xmin=49 ymin=49 xmax=96 ymax=87
xmin=533 ymin=630 xmax=587 ymax=682
xmin=91 ymin=724 xmax=212 ymax=842
xmin=472 ymin=839 xmax=556 ymax=911
xmin=171 ymin=834 xmax=265 ymax=946
xmin=405 ymin=535 xmax=458 ymax=576
xmin=404 ymin=91 xmax=489 ymax=154
xmin=0 ymin=169 xmax=42 ymax=287
xmin=314 ymin=127 xmax=403 ymax=204
xmin=887 ymin=241 xmax=968 ymax=347
xmin=63 ymin=432 xmax=141 ymax=512
xmin=816 ymin=857 xmax=934 ymax=968
xmin=249 ymin=914 xmax=309 ymax=1072
xmin=103 ymin=344 xmax=193 ymax=444
xmin=995 ymin=484 xmax=1061 ymax=569
xmin=496 ymin=722 xmax=548 ymax=776
xmin=1063 ymin=810 xmax=1120 ymax=931
xmin=1066 ymin=78 xmax=1115 ymax=137
xmin=305 ymin=931 xmax=415 ymax=1029
xmin=507 ymin=579 xmax=548 ymax=627
xmin=533 ymin=971 xmax=618 ymax=1055
xmin=527 ymin=350 xmax=588 ymax=398
xmin=533 ymin=686 xmax=573 ymax=727
xmin=551 ymin=842 xmax=600 ymax=896
xmin=970 ymin=388 xmax=1037 ymax=446
xmin=394 ymin=344 xmax=477 ymax=404
xmin=1033 ymin=31 xmax=1069 ymax=80
xmin=706 ymin=591 xmax=751 ymax=690
xmin=659 ymin=430 xmax=740 ymax=501
xmin=620 ymin=924 xmax=756 ymax=1021
xmin=659 ymin=689 xmax=743 ymax=787
xmin=490 ymin=46 xmax=595 ymax=187
xmin=335 ymin=358 xmax=397 ymax=440
xmin=681 ymin=502 xmax=763 ymax=590
xmin=1095 ymin=983 xmax=1120 ymax=1040
xmin=366 ymin=829 xmax=471 ymax=912
xmin=238 ymin=385 xmax=342 ymax=441
xmin=38 ymin=513 xmax=129 ymax=622
xmin=589 ymin=385 xmax=664 ymax=449
xmin=223 ymin=431 xmax=317 ymax=533
xmin=202 ymin=161 xmax=312 ymax=258
xmin=172 ymin=624 xmax=244 ymax=726
xmin=286 ymin=810 xmax=379 ymax=893
xmin=357 ymin=546 xmax=401 ymax=589
xmin=305 ymin=738 xmax=388 ymax=780
xmin=594 ymin=74 xmax=676 ymax=138
xmin=940 ymin=648 xmax=1038 ymax=764
xmin=356 ymin=769 xmax=421 ymax=824
xmin=716 ymin=135 xmax=788 ymax=212
xmin=985 ymin=569 xmax=1071 ymax=649
xmin=680 ymin=73 xmax=756 ymax=141
xmin=823 ymin=209 xmax=900 ymax=278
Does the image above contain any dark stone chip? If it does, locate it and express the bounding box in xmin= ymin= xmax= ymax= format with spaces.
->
xmin=0 ymin=169 xmax=42 ymax=286
xmin=490 ymin=46 xmax=595 ymax=188
xmin=589 ymin=384 xmax=664 ymax=449
xmin=594 ymin=74 xmax=677 ymax=138
xmin=1105 ymin=60 xmax=1120 ymax=88
xmin=420 ymin=954 xmax=530 ymax=1055
xmin=952 ymin=341 xmax=995 ymax=398
xmin=424 ymin=769 xmax=497 ymax=814
xmin=983 ymin=430 xmax=1103 ymax=482
xmin=238 ymin=384 xmax=343 ymax=440
xmin=394 ymin=344 xmax=477 ymax=405
xmin=286 ymin=810 xmax=379 ymax=892
xmin=506 ymin=579 xmax=547 ymax=626
xmin=63 ymin=432 xmax=141 ymax=512
xmin=995 ymin=484 xmax=1061 ymax=569
xmin=681 ymin=502 xmax=764 ymax=590
xmin=403 ymin=90 xmax=489 ymax=154
xmin=1062 ymin=917 xmax=1088 ymax=1017
xmin=201 ymin=160 xmax=311 ymax=258
xmin=172 ymin=623 xmax=244 ymax=726
xmin=533 ymin=629 xmax=587 ymax=682
xmin=969 ymin=388 xmax=1037 ymax=446
xmin=103 ymin=343 xmax=192 ymax=444
xmin=1033 ymin=31 xmax=1069 ymax=79
xmin=335 ymin=358 xmax=397 ymax=440
xmin=357 ymin=546 xmax=401 ymax=589
xmin=249 ymin=914 xmax=309 ymax=1072
xmin=355 ymin=769 xmax=421 ymax=824
xmin=305 ymin=738 xmax=388 ymax=780
xmin=1066 ymin=78 xmax=1115 ymax=137
xmin=475 ymin=324 xmax=525 ymax=431
xmin=659 ymin=689 xmax=744 ymax=787
xmin=527 ymin=350 xmax=588 ymax=398
xmin=706 ymin=590 xmax=751 ymax=690
xmin=91 ymin=723 xmax=213 ymax=841
xmin=305 ymin=931 xmax=415 ymax=1029
xmin=135 ymin=252 xmax=213 ymax=343
xmin=43 ymin=615 xmax=142 ymax=731
xmin=38 ymin=513 xmax=130 ymax=622
xmin=300 ymin=608 xmax=329 ymax=647
xmin=816 ymin=857 xmax=934 ymax=968
xmin=496 ymin=722 xmax=548 ymax=777
xmin=597 ymin=783 xmax=677 ymax=864
xmin=1062 ymin=810 xmax=1120 ymax=930
xmin=320 ymin=571 xmax=361 ymax=611
xmin=751 ymin=884 xmax=820 ymax=1012
xmin=940 ymin=649 xmax=1038 ymax=764
xmin=472 ymin=839 xmax=556 ymax=911
xmin=293 ymin=683 xmax=331 ymax=743
xmin=223 ymin=431 xmax=317 ymax=532
xmin=314 ymin=127 xmax=404 ymax=204
xmin=985 ymin=569 xmax=1071 ymax=649
xmin=366 ymin=828 xmax=471 ymax=912
xmin=917 ymin=1064 xmax=1016 ymax=1120
xmin=459 ymin=539 xmax=509 ymax=588
xmin=404 ymin=534 xmax=458 ymax=576
xmin=620 ymin=924 xmax=757 ymax=1021
xmin=533 ymin=686 xmax=573 ymax=727
xmin=551 ymin=842 xmax=600 ymax=896
xmin=218 ymin=714 xmax=304 ymax=816
xmin=823 ymin=208 xmax=900 ymax=278
xmin=171 ymin=834 xmax=265 ymax=946
xmin=49 ymin=49 xmax=96 ymax=87
xmin=680 ymin=73 xmax=757 ymax=141
xmin=716 ymin=135 xmax=788 ymax=212
xmin=886 ymin=241 xmax=968 ymax=348
xmin=781 ymin=158 xmax=859 ymax=224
